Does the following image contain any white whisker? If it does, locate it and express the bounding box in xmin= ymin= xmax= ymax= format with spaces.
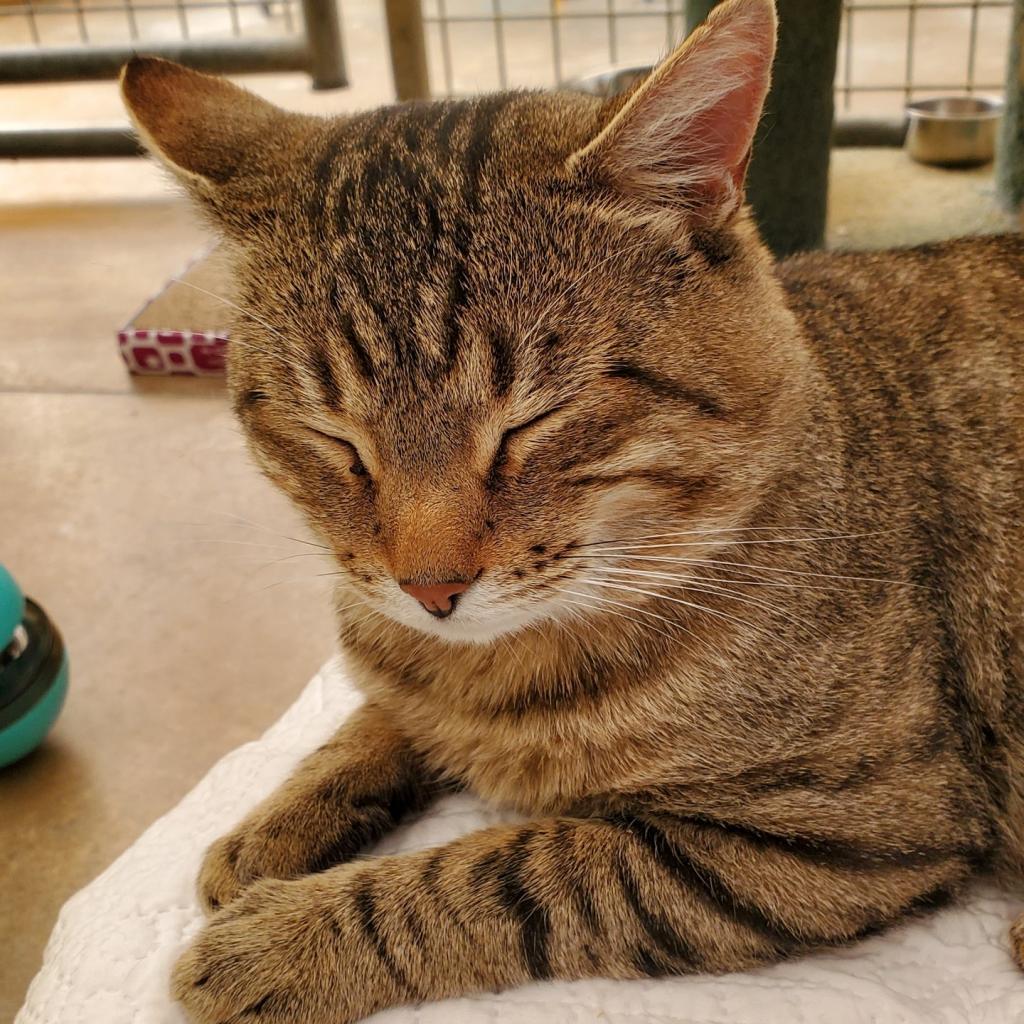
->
xmin=577 ymin=528 xmax=906 ymax=554
xmin=558 ymin=586 xmax=707 ymax=649
xmin=582 ymin=570 xmax=829 ymax=644
xmin=563 ymin=552 xmax=928 ymax=589
xmin=575 ymin=524 xmax=858 ymax=547
xmin=172 ymin=279 xmax=291 ymax=360
xmin=577 ymin=576 xmax=802 ymax=655
xmin=588 ymin=563 xmax=839 ymax=592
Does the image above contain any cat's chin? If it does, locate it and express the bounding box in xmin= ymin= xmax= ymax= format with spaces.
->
xmin=380 ymin=605 xmax=549 ymax=647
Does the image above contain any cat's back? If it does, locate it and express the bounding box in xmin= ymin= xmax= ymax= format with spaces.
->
xmin=777 ymin=233 xmax=1024 ymax=438
xmin=778 ymin=233 xmax=1023 ymax=362
xmin=778 ymin=235 xmax=1024 ymax=878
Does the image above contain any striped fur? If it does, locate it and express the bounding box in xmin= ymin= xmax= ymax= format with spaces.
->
xmin=121 ymin=1 xmax=1024 ymax=1020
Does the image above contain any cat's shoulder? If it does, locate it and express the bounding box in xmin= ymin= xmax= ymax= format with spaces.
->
xmin=775 ymin=232 xmax=1023 ymax=316
xmin=777 ymin=232 xmax=1022 ymax=284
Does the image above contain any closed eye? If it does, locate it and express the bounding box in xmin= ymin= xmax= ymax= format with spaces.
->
xmin=490 ymin=403 xmax=569 ymax=482
xmin=305 ymin=427 xmax=369 ymax=477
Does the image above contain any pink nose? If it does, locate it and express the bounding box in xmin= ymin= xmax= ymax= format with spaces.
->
xmin=399 ymin=579 xmax=471 ymax=618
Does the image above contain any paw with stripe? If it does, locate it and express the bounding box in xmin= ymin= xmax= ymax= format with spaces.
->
xmin=196 ymin=704 xmax=437 ymax=915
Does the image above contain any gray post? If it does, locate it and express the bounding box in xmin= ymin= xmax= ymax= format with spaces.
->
xmin=995 ymin=0 xmax=1024 ymax=211
xmin=384 ymin=0 xmax=431 ymax=100
xmin=300 ymin=0 xmax=347 ymax=89
xmin=686 ymin=0 xmax=842 ymax=257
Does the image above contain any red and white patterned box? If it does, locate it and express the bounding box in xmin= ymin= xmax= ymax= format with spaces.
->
xmin=118 ymin=248 xmax=231 ymax=376
xmin=118 ymin=327 xmax=228 ymax=376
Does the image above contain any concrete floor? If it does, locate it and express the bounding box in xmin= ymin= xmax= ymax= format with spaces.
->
xmin=0 ymin=51 xmax=1021 ymax=1024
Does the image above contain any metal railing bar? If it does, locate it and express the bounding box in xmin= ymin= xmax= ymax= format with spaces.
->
xmin=0 ymin=116 xmax=911 ymax=158
xmin=905 ymin=0 xmax=916 ymax=103
xmin=173 ymin=0 xmax=190 ymax=41
xmin=549 ymin=0 xmax=562 ymax=84
xmin=436 ymin=0 xmax=453 ymax=95
xmin=663 ymin=2 xmax=676 ymax=55
xmin=122 ymin=0 xmax=139 ymax=41
xmin=0 ymin=36 xmax=310 ymax=83
xmin=70 ymin=0 xmax=89 ymax=43
xmin=843 ymin=0 xmax=853 ymax=111
xmin=299 ymin=0 xmax=346 ymax=88
xmin=23 ymin=0 xmax=40 ymax=44
xmin=227 ymin=0 xmax=243 ymax=37
xmin=0 ymin=0 xmax=295 ymax=17
xmin=424 ymin=10 xmax=703 ymax=23
xmin=839 ymin=80 xmax=1004 ymax=91
xmin=0 ymin=124 xmax=141 ymax=158
xmin=607 ymin=0 xmax=617 ymax=65
xmin=492 ymin=0 xmax=507 ymax=89
xmin=966 ymin=0 xmax=981 ymax=91
xmin=845 ymin=0 xmax=1008 ymax=9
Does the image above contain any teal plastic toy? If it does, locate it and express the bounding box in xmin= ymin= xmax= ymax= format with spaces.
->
xmin=0 ymin=565 xmax=68 ymax=768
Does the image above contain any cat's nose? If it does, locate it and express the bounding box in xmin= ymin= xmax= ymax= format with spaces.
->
xmin=399 ymin=579 xmax=471 ymax=618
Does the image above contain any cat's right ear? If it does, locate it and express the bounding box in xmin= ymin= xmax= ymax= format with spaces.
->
xmin=121 ymin=57 xmax=307 ymax=223
xmin=567 ymin=0 xmax=776 ymax=226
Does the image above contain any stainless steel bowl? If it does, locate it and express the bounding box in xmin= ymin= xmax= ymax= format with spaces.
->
xmin=905 ymin=96 xmax=1003 ymax=167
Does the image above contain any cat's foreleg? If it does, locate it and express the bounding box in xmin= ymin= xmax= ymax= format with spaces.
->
xmin=196 ymin=702 xmax=438 ymax=912
xmin=174 ymin=812 xmax=972 ymax=1024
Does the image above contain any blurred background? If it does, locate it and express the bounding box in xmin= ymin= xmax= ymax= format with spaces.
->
xmin=1 ymin=1 xmax=1021 ymax=1020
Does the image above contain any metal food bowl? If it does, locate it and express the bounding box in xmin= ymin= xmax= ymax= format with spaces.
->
xmin=905 ymin=96 xmax=1003 ymax=168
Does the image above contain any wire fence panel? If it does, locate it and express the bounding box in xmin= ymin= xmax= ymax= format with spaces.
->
xmin=420 ymin=0 xmax=1011 ymax=115
xmin=0 ymin=0 xmax=301 ymax=49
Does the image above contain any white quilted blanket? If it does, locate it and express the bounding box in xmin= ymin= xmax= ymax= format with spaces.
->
xmin=17 ymin=657 xmax=1024 ymax=1024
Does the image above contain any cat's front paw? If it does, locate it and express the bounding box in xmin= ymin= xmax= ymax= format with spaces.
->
xmin=197 ymin=826 xmax=302 ymax=913
xmin=174 ymin=874 xmax=374 ymax=1024
xmin=198 ymin=803 xmax=346 ymax=913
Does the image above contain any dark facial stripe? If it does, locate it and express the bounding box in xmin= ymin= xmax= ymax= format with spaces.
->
xmin=443 ymin=253 xmax=470 ymax=369
xmin=234 ymin=389 xmax=269 ymax=418
xmin=310 ymin=346 xmax=344 ymax=408
xmin=327 ymin=278 xmax=377 ymax=379
xmin=606 ymin=360 xmax=727 ymax=419
xmin=570 ymin=471 xmax=712 ymax=505
xmin=495 ymin=830 xmax=552 ymax=980
xmin=689 ymin=228 xmax=737 ymax=268
xmin=462 ymin=95 xmax=510 ymax=201
xmin=489 ymin=328 xmax=516 ymax=396
xmin=440 ymin=95 xmax=514 ymax=372
xmin=353 ymin=876 xmax=412 ymax=993
xmin=436 ymin=102 xmax=464 ymax=157
xmin=616 ymin=855 xmax=701 ymax=970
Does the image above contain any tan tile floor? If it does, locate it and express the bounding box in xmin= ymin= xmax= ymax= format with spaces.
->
xmin=0 ymin=59 xmax=1020 ymax=1024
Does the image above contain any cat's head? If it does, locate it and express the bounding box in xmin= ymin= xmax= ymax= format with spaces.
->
xmin=123 ymin=0 xmax=806 ymax=645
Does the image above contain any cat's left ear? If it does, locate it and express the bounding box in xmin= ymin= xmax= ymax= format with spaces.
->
xmin=121 ymin=56 xmax=312 ymax=228
xmin=568 ymin=0 xmax=776 ymax=225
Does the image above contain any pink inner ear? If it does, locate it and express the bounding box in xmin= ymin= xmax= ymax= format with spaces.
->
xmin=687 ymin=58 xmax=768 ymax=194
xmin=589 ymin=0 xmax=776 ymax=219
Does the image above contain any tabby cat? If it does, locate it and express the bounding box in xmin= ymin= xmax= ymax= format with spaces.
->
xmin=120 ymin=0 xmax=1024 ymax=1020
